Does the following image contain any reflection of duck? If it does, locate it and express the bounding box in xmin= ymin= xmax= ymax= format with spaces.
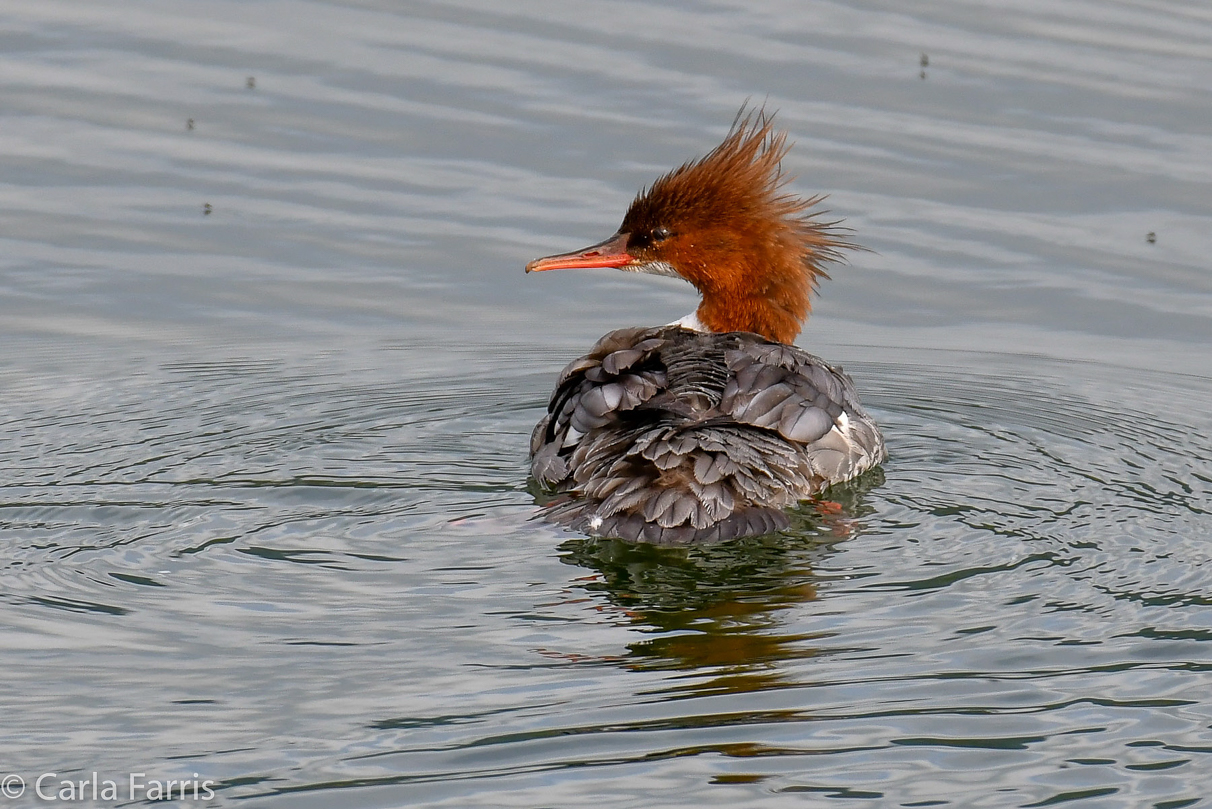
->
xmin=528 ymin=109 xmax=885 ymax=543
xmin=554 ymin=474 xmax=882 ymax=695
xmin=563 ymin=536 xmax=820 ymax=695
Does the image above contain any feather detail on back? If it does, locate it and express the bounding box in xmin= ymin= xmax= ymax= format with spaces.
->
xmin=531 ymin=325 xmax=885 ymax=544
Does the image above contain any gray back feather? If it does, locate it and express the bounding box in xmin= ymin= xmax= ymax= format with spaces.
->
xmin=532 ymin=326 xmax=885 ymax=543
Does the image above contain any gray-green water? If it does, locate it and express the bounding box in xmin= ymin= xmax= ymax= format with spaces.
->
xmin=2 ymin=2 xmax=1211 ymax=807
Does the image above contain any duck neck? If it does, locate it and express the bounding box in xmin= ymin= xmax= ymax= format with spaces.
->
xmin=694 ymin=282 xmax=807 ymax=344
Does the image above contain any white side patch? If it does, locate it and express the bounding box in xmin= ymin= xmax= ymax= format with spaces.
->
xmin=588 ymin=515 xmax=603 ymax=530
xmin=827 ymin=410 xmax=877 ymax=473
xmin=668 ymin=311 xmax=707 ymax=332
xmin=828 ymin=412 xmax=853 ymax=450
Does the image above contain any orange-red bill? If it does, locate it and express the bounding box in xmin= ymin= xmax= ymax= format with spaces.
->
xmin=525 ymin=232 xmax=633 ymax=273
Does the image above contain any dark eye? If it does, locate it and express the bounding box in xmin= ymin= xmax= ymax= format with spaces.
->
xmin=626 ymin=228 xmax=672 ymax=250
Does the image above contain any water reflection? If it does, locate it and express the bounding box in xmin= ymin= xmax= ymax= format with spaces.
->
xmin=557 ymin=471 xmax=884 ymax=696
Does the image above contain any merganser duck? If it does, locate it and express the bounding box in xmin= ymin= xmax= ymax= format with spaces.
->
xmin=527 ymin=109 xmax=885 ymax=544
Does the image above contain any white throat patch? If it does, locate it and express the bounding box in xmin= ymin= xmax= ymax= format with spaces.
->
xmin=625 ymin=260 xmax=680 ymax=278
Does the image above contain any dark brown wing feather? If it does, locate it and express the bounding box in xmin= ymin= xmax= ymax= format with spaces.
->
xmin=531 ymin=326 xmax=885 ymax=544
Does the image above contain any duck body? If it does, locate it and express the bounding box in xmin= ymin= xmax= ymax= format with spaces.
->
xmin=527 ymin=108 xmax=886 ymax=542
xmin=531 ymin=325 xmax=885 ymax=543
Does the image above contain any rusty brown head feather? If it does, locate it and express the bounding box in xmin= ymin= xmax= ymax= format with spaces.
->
xmin=526 ymin=108 xmax=859 ymax=344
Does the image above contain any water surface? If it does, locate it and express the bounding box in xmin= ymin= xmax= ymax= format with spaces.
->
xmin=2 ymin=1 xmax=1211 ymax=807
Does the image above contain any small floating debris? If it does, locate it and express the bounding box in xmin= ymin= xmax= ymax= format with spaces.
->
xmin=246 ymin=76 xmax=256 ymax=89
xmin=186 ymin=118 xmax=194 ymax=131
xmin=1146 ymin=231 xmax=1156 ymax=244
xmin=920 ymin=53 xmax=929 ymax=79
xmin=203 ymin=203 xmax=212 ymax=216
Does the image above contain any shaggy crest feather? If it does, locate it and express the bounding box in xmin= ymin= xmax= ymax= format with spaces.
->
xmin=618 ymin=107 xmax=857 ymax=343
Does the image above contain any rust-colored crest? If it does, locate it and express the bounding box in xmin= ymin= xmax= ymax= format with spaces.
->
xmin=619 ymin=108 xmax=857 ymax=343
